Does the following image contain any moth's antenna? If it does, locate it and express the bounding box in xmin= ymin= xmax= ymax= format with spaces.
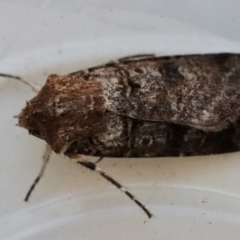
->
xmin=78 ymin=160 xmax=153 ymax=218
xmin=0 ymin=73 xmax=41 ymax=93
xmin=24 ymin=144 xmax=52 ymax=201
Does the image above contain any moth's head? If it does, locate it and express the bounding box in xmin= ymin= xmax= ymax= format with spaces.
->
xmin=18 ymin=74 xmax=106 ymax=154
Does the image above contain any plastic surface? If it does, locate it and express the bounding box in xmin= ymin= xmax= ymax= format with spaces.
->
xmin=1 ymin=1 xmax=240 ymax=239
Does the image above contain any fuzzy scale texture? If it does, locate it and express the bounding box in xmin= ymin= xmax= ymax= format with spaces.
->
xmin=18 ymin=53 xmax=240 ymax=157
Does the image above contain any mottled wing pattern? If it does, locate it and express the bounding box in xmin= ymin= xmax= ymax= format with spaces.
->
xmin=90 ymin=54 xmax=240 ymax=131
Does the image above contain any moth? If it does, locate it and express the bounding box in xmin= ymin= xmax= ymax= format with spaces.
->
xmin=2 ymin=53 xmax=240 ymax=218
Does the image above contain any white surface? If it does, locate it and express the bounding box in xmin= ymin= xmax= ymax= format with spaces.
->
xmin=1 ymin=0 xmax=240 ymax=239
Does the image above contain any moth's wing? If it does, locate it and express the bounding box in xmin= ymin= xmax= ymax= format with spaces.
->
xmin=104 ymin=53 xmax=240 ymax=131
xmin=118 ymin=54 xmax=156 ymax=62
xmin=121 ymin=120 xmax=238 ymax=157
xmin=67 ymin=54 xmax=156 ymax=76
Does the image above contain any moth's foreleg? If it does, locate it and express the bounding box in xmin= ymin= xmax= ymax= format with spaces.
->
xmin=24 ymin=144 xmax=52 ymax=201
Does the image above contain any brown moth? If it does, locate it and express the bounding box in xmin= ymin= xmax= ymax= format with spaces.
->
xmin=2 ymin=53 xmax=240 ymax=218
xmin=17 ymin=53 xmax=240 ymax=157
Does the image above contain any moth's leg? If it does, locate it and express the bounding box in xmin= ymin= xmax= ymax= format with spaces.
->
xmin=24 ymin=144 xmax=52 ymax=201
xmin=0 ymin=73 xmax=41 ymax=93
xmin=77 ymin=159 xmax=153 ymax=218
xmin=118 ymin=54 xmax=155 ymax=62
xmin=231 ymin=119 xmax=240 ymax=148
xmin=94 ymin=156 xmax=104 ymax=164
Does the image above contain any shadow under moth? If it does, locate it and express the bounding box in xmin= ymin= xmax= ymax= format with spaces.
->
xmin=2 ymin=53 xmax=240 ymax=218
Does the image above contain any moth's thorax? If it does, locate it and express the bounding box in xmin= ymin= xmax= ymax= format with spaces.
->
xmin=18 ymin=74 xmax=107 ymax=153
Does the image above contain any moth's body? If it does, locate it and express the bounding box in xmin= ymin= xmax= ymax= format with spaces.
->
xmin=18 ymin=53 xmax=240 ymax=157
xmin=9 ymin=53 xmax=240 ymax=219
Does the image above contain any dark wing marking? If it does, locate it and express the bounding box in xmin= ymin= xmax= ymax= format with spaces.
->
xmin=104 ymin=53 xmax=240 ymax=131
